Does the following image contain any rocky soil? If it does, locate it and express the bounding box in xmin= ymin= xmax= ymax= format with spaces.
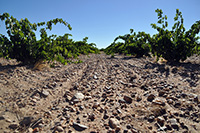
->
xmin=0 ymin=53 xmax=200 ymax=133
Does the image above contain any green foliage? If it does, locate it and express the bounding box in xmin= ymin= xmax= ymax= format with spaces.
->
xmin=0 ymin=13 xmax=99 ymax=64
xmin=150 ymin=9 xmax=200 ymax=62
xmin=104 ymin=9 xmax=199 ymax=62
xmin=105 ymin=29 xmax=150 ymax=57
xmin=0 ymin=34 xmax=12 ymax=58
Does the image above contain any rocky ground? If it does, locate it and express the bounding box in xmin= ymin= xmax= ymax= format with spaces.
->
xmin=0 ymin=53 xmax=200 ymax=133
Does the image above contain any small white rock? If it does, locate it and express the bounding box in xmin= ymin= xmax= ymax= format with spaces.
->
xmin=56 ymin=126 xmax=64 ymax=132
xmin=109 ymin=118 xmax=120 ymax=129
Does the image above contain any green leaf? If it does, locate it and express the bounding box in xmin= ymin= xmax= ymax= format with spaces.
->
xmin=68 ymin=24 xmax=72 ymax=30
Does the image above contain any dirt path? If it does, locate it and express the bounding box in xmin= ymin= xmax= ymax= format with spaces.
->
xmin=0 ymin=53 xmax=200 ymax=133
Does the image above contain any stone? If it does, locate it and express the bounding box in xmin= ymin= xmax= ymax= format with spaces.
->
xmin=158 ymin=90 xmax=166 ymax=97
xmin=157 ymin=117 xmax=165 ymax=126
xmin=9 ymin=123 xmax=19 ymax=129
xmin=136 ymin=95 xmax=142 ymax=102
xmin=168 ymin=118 xmax=179 ymax=130
xmin=65 ymin=95 xmax=72 ymax=102
xmin=117 ymin=109 xmax=122 ymax=114
xmin=72 ymin=93 xmax=84 ymax=101
xmin=85 ymin=96 xmax=92 ymax=100
xmin=141 ymin=85 xmax=148 ymax=91
xmin=28 ymin=128 xmax=33 ymax=133
xmin=93 ymin=102 xmax=100 ymax=108
xmin=148 ymin=115 xmax=155 ymax=123
xmin=114 ymin=64 xmax=120 ymax=67
xmin=158 ymin=126 xmax=167 ymax=131
xmin=123 ymin=95 xmax=133 ymax=104
xmin=41 ymin=90 xmax=49 ymax=97
xmin=152 ymin=98 xmax=165 ymax=106
xmin=147 ymin=94 xmax=155 ymax=102
xmin=166 ymin=124 xmax=172 ymax=130
xmin=180 ymin=93 xmax=187 ymax=98
xmin=0 ymin=115 xmax=5 ymax=120
xmin=167 ymin=99 xmax=173 ymax=104
xmin=171 ymin=123 xmax=179 ymax=130
xmin=131 ymin=93 xmax=136 ymax=98
xmin=20 ymin=117 xmax=34 ymax=126
xmin=73 ymin=99 xmax=80 ymax=103
xmin=118 ymin=99 xmax=126 ymax=103
xmin=112 ymin=110 xmax=118 ymax=116
xmin=103 ymin=114 xmax=109 ymax=119
xmin=56 ymin=126 xmax=64 ymax=132
xmin=73 ymin=122 xmax=88 ymax=131
xmin=32 ymin=95 xmax=40 ymax=100
xmin=31 ymin=98 xmax=37 ymax=103
xmin=123 ymin=129 xmax=128 ymax=133
xmin=93 ymin=75 xmax=98 ymax=79
xmin=109 ymin=118 xmax=120 ymax=129
xmin=5 ymin=118 xmax=12 ymax=123
xmin=88 ymin=113 xmax=95 ymax=121
xmin=174 ymin=101 xmax=181 ymax=108
xmin=194 ymin=95 xmax=199 ymax=103
xmin=37 ymin=123 xmax=44 ymax=128
xmin=180 ymin=122 xmax=188 ymax=130
xmin=168 ymin=118 xmax=177 ymax=124
xmin=126 ymin=124 xmax=132 ymax=129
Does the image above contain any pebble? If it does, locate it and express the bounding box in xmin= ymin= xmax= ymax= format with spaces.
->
xmin=103 ymin=114 xmax=109 ymax=119
xmin=158 ymin=90 xmax=166 ymax=97
xmin=5 ymin=118 xmax=12 ymax=123
xmin=65 ymin=95 xmax=72 ymax=102
xmin=88 ymin=113 xmax=95 ymax=121
xmin=72 ymin=93 xmax=85 ymax=101
xmin=31 ymin=98 xmax=37 ymax=103
xmin=194 ymin=95 xmax=199 ymax=103
xmin=141 ymin=85 xmax=148 ymax=91
xmin=157 ymin=117 xmax=165 ymax=126
xmin=148 ymin=115 xmax=155 ymax=123
xmin=158 ymin=126 xmax=167 ymax=131
xmin=9 ymin=123 xmax=19 ymax=129
xmin=152 ymin=98 xmax=165 ymax=106
xmin=126 ymin=124 xmax=132 ymax=129
xmin=93 ymin=102 xmax=100 ymax=108
xmin=168 ymin=118 xmax=179 ymax=129
xmin=93 ymin=75 xmax=98 ymax=79
xmin=56 ymin=126 xmax=64 ymax=132
xmin=118 ymin=99 xmax=126 ymax=103
xmin=117 ymin=109 xmax=122 ymax=114
xmin=167 ymin=99 xmax=173 ymax=104
xmin=28 ymin=128 xmax=33 ymax=133
xmin=123 ymin=95 xmax=133 ymax=103
xmin=109 ymin=118 xmax=120 ymax=129
xmin=32 ymin=95 xmax=40 ymax=100
xmin=85 ymin=96 xmax=92 ymax=100
xmin=0 ymin=115 xmax=5 ymax=120
xmin=174 ymin=101 xmax=181 ymax=108
xmin=136 ymin=95 xmax=142 ymax=102
xmin=168 ymin=118 xmax=177 ymax=125
xmin=41 ymin=90 xmax=49 ymax=97
xmin=73 ymin=122 xmax=88 ymax=131
xmin=147 ymin=94 xmax=155 ymax=102
xmin=20 ymin=117 xmax=33 ymax=126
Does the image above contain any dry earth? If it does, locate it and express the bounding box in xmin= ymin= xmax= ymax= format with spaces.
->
xmin=0 ymin=53 xmax=200 ymax=133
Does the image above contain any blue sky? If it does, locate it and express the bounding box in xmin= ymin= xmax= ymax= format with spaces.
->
xmin=0 ymin=0 xmax=199 ymax=48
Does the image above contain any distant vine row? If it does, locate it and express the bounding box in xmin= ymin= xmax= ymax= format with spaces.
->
xmin=104 ymin=9 xmax=200 ymax=63
xmin=0 ymin=13 xmax=99 ymax=65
